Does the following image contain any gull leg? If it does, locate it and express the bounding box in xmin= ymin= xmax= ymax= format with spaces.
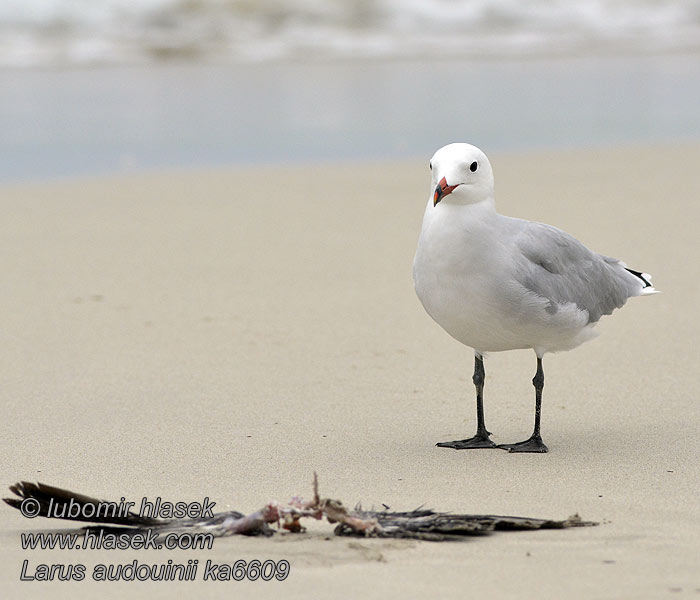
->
xmin=498 ymin=357 xmax=549 ymax=453
xmin=437 ymin=354 xmax=497 ymax=449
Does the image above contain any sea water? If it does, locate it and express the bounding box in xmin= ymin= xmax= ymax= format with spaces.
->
xmin=1 ymin=0 xmax=699 ymax=181
xmin=1 ymin=55 xmax=699 ymax=182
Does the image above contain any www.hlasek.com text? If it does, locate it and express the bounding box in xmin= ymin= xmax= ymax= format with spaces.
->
xmin=21 ymin=528 xmax=213 ymax=551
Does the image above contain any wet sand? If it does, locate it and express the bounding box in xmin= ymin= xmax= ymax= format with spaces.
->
xmin=0 ymin=144 xmax=698 ymax=598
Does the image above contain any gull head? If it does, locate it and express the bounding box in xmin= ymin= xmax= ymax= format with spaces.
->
xmin=429 ymin=143 xmax=494 ymax=207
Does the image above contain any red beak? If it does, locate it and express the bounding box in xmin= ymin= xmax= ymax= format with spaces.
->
xmin=433 ymin=177 xmax=459 ymax=206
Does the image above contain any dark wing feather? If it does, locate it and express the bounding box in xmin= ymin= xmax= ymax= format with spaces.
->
xmin=4 ymin=481 xmax=162 ymax=526
xmin=4 ymin=481 xmax=265 ymax=536
xmin=336 ymin=508 xmax=596 ymax=541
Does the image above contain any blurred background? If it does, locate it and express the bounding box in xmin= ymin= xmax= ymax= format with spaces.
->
xmin=1 ymin=0 xmax=699 ymax=181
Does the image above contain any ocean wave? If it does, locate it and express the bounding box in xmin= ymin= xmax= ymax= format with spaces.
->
xmin=1 ymin=0 xmax=700 ymax=67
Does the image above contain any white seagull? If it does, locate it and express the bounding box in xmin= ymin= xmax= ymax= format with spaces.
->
xmin=413 ymin=143 xmax=657 ymax=453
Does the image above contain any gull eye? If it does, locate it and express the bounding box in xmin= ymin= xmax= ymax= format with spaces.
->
xmin=429 ymin=161 xmax=432 ymax=170
xmin=470 ymin=161 xmax=478 ymax=172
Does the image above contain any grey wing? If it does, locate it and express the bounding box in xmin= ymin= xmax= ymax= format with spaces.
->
xmin=513 ymin=221 xmax=641 ymax=323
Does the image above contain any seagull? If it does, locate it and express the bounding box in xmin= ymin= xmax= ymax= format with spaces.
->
xmin=413 ymin=143 xmax=657 ymax=453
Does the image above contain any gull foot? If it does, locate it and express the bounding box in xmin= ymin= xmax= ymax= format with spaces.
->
xmin=436 ymin=434 xmax=498 ymax=450
xmin=497 ymin=436 xmax=549 ymax=453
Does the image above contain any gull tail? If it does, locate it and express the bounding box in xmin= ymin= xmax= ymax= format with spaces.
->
xmin=625 ymin=268 xmax=659 ymax=295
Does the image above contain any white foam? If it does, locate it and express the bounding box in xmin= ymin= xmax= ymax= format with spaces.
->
xmin=1 ymin=0 xmax=699 ymax=68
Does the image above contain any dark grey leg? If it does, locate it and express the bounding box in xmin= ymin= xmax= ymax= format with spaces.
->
xmin=498 ymin=357 xmax=549 ymax=453
xmin=437 ymin=354 xmax=497 ymax=449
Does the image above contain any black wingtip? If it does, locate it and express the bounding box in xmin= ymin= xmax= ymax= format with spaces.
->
xmin=625 ymin=268 xmax=652 ymax=288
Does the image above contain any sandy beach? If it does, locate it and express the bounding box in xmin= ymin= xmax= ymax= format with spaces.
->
xmin=1 ymin=144 xmax=699 ymax=598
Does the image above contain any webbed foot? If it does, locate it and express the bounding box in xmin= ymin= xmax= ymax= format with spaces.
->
xmin=437 ymin=433 xmax=498 ymax=450
xmin=497 ymin=436 xmax=549 ymax=453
